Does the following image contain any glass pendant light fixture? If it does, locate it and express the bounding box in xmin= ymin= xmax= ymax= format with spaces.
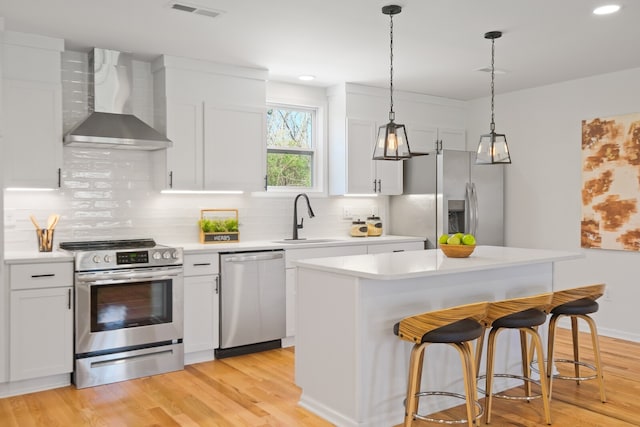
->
xmin=373 ymin=5 xmax=413 ymax=161
xmin=476 ymin=31 xmax=512 ymax=164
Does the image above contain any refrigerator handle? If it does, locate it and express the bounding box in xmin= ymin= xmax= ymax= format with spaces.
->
xmin=465 ymin=183 xmax=473 ymax=235
xmin=471 ymin=183 xmax=479 ymax=236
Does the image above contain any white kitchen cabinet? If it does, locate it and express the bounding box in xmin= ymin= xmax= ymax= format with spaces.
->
xmin=8 ymin=262 xmax=73 ymax=382
xmin=183 ymin=253 xmax=219 ymax=364
xmin=407 ymin=125 xmax=467 ymax=153
xmin=204 ymin=105 xmax=266 ymax=192
xmin=164 ymin=100 xmax=204 ymax=190
xmin=10 ymin=287 xmax=73 ymax=381
xmin=2 ymin=32 xmax=64 ymax=189
xmin=345 ymin=118 xmax=403 ymax=195
xmin=153 ymin=56 xmax=268 ymax=192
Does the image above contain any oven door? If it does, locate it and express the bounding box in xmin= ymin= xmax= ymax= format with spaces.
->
xmin=75 ymin=266 xmax=183 ymax=355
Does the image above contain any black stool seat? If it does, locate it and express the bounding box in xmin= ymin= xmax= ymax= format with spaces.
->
xmin=394 ymin=318 xmax=484 ymax=344
xmin=493 ymin=308 xmax=547 ymax=328
xmin=552 ymin=298 xmax=598 ymax=315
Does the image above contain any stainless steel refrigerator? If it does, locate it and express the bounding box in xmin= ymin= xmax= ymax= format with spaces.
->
xmin=389 ymin=149 xmax=504 ymax=248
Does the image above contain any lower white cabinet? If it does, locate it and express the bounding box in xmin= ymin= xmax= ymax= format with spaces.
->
xmin=184 ymin=275 xmax=219 ymax=354
xmin=9 ymin=261 xmax=74 ymax=382
xmin=183 ymin=253 xmax=219 ymax=362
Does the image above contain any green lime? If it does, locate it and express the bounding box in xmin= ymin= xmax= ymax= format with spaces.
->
xmin=462 ymin=234 xmax=476 ymax=245
xmin=438 ymin=234 xmax=449 ymax=244
xmin=447 ymin=235 xmax=462 ymax=245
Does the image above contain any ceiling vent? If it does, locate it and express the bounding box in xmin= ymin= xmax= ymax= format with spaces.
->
xmin=170 ymin=2 xmax=224 ymax=19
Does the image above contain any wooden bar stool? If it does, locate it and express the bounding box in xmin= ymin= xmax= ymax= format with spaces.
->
xmin=476 ymin=293 xmax=553 ymax=425
xmin=394 ymin=301 xmax=488 ymax=427
xmin=546 ymin=283 xmax=606 ymax=402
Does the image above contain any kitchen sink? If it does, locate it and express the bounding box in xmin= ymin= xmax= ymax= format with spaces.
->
xmin=272 ymin=238 xmax=343 ymax=245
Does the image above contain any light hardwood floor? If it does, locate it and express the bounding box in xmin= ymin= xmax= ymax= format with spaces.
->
xmin=0 ymin=328 xmax=638 ymax=426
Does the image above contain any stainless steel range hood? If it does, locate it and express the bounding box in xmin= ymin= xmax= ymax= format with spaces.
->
xmin=64 ymin=48 xmax=172 ymax=150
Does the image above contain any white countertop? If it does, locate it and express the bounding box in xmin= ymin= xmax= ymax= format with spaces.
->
xmin=293 ymin=245 xmax=582 ymax=280
xmin=3 ymin=250 xmax=74 ymax=264
xmin=4 ymin=235 xmax=424 ymax=263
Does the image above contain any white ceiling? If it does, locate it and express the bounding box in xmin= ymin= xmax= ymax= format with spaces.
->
xmin=1 ymin=0 xmax=639 ymax=100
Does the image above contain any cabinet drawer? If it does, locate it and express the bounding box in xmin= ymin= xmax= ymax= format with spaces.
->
xmin=367 ymin=241 xmax=425 ymax=254
xmin=10 ymin=262 xmax=73 ymax=290
xmin=184 ymin=253 xmax=219 ymax=276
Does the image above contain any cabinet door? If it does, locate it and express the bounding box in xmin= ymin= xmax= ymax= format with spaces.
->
xmin=285 ymin=268 xmax=296 ymax=337
xmin=439 ymin=128 xmax=467 ymax=151
xmin=165 ymin=100 xmax=204 ymax=190
xmin=346 ymin=118 xmax=377 ymax=194
xmin=10 ymin=287 xmax=73 ymax=381
xmin=407 ymin=125 xmax=438 ymax=154
xmin=374 ymin=158 xmax=403 ymax=195
xmin=3 ymin=80 xmax=62 ymax=188
xmin=204 ymin=105 xmax=266 ymax=192
xmin=184 ymin=275 xmax=219 ymax=353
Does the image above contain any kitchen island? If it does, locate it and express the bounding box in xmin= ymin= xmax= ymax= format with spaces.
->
xmin=293 ymin=245 xmax=581 ymax=427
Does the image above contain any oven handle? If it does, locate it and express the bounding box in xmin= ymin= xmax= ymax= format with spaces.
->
xmin=75 ymin=267 xmax=183 ymax=285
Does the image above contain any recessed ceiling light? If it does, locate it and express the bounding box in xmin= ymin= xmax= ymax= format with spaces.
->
xmin=298 ymin=75 xmax=315 ymax=81
xmin=593 ymin=4 xmax=621 ymax=15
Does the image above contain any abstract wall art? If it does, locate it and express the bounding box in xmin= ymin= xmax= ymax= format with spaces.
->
xmin=581 ymin=112 xmax=640 ymax=251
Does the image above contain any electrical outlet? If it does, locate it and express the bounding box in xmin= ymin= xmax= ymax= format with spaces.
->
xmin=343 ymin=207 xmax=353 ymax=219
xmin=4 ymin=211 xmax=16 ymax=228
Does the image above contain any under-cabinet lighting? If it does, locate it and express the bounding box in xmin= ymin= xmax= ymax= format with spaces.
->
xmin=593 ymin=4 xmax=620 ymax=15
xmin=298 ymin=75 xmax=315 ymax=81
xmin=161 ymin=190 xmax=244 ymax=195
xmin=5 ymin=187 xmax=57 ymax=192
xmin=343 ymin=194 xmax=379 ymax=198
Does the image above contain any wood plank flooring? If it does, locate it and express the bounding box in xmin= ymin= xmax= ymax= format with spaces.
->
xmin=0 ymin=328 xmax=638 ymax=426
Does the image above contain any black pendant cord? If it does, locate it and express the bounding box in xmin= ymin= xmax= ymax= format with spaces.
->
xmin=389 ymin=12 xmax=395 ymax=120
xmin=490 ymin=36 xmax=496 ymax=133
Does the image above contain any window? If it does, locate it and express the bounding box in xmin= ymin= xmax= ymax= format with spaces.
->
xmin=266 ymin=105 xmax=316 ymax=189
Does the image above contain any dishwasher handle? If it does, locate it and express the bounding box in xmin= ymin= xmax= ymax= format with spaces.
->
xmin=223 ymin=252 xmax=284 ymax=263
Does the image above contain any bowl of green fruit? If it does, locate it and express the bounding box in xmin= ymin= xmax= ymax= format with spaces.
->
xmin=438 ymin=233 xmax=476 ymax=258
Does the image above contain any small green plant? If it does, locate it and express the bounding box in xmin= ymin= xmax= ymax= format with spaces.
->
xmin=199 ymin=218 xmax=238 ymax=233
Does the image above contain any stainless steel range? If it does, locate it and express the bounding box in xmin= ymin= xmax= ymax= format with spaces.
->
xmin=59 ymin=239 xmax=184 ymax=388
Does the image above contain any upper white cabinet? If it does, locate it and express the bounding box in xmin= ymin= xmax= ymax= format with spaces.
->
xmin=328 ymin=85 xmax=403 ymax=196
xmin=407 ymin=125 xmax=467 ymax=153
xmin=2 ymin=32 xmax=64 ymax=189
xmin=153 ymin=56 xmax=267 ymax=192
xmin=328 ymin=84 xmax=468 ymax=195
xmin=345 ymin=118 xmax=403 ymax=195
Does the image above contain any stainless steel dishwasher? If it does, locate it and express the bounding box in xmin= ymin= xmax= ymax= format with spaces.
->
xmin=215 ymin=250 xmax=286 ymax=358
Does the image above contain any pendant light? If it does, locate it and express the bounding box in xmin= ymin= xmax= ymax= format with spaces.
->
xmin=476 ymin=31 xmax=512 ymax=164
xmin=373 ymin=5 xmax=413 ymax=161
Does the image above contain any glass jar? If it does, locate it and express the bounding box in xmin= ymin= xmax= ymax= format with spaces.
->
xmin=367 ymin=216 xmax=383 ymax=237
xmin=350 ymin=219 xmax=368 ymax=237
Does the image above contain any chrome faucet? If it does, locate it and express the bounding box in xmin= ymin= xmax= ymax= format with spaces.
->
xmin=292 ymin=193 xmax=315 ymax=240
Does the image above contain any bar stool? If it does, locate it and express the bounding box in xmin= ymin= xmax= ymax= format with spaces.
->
xmin=546 ymin=283 xmax=606 ymax=402
xmin=476 ymin=293 xmax=553 ymax=425
xmin=394 ymin=301 xmax=488 ymax=427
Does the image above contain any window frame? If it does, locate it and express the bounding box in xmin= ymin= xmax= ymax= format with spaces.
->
xmin=265 ymin=103 xmax=321 ymax=193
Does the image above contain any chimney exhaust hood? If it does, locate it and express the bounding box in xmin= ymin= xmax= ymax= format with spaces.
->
xmin=64 ymin=48 xmax=172 ymax=150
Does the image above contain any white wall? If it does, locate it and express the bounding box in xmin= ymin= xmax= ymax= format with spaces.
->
xmin=467 ymin=67 xmax=640 ymax=341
